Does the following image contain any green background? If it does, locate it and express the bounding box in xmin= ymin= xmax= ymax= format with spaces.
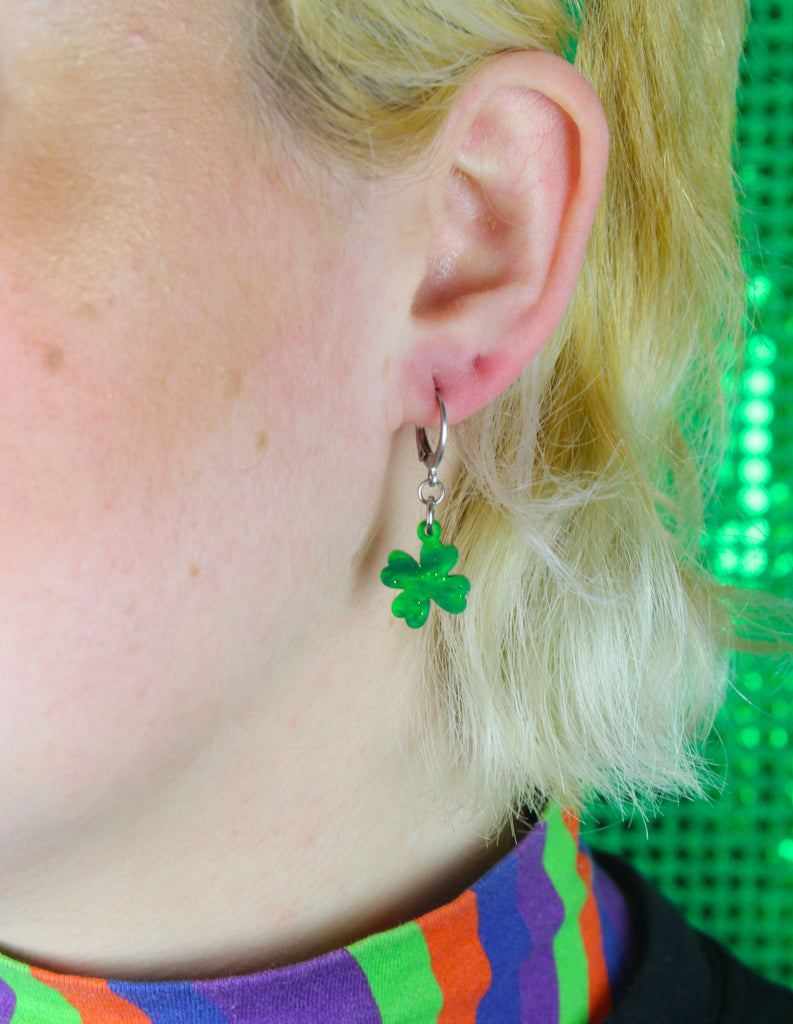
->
xmin=585 ymin=1 xmax=793 ymax=987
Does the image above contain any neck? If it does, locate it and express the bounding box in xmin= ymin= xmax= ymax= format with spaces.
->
xmin=0 ymin=609 xmax=504 ymax=982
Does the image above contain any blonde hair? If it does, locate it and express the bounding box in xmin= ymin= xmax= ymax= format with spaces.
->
xmin=246 ymin=0 xmax=748 ymax=819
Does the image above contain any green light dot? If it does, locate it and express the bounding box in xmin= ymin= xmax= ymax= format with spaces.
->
xmin=744 ymin=520 xmax=769 ymax=544
xmin=739 ymin=427 xmax=773 ymax=456
xmin=739 ymin=486 xmax=771 ymax=515
xmin=747 ymin=275 xmax=774 ymax=309
xmin=744 ymin=368 xmax=775 ymax=398
xmin=714 ymin=550 xmax=740 ymax=575
xmin=776 ymin=523 xmax=793 ymax=545
xmin=742 ymin=671 xmax=763 ymax=693
xmin=740 ymin=398 xmax=774 ymax=427
xmin=770 ymin=728 xmax=789 ymax=749
xmin=739 ymin=755 xmax=760 ymax=776
xmin=717 ymin=521 xmax=742 ymax=545
xmin=741 ymin=549 xmax=768 ymax=576
xmin=772 ymin=554 xmax=793 ymax=579
xmin=741 ymin=726 xmax=761 ymax=749
xmin=739 ymin=457 xmax=772 ymax=486
xmin=779 ymin=840 xmax=793 ymax=863
xmin=770 ymin=482 xmax=791 ymax=507
xmin=746 ymin=334 xmax=777 ymax=364
xmin=739 ymin=785 xmax=759 ymax=805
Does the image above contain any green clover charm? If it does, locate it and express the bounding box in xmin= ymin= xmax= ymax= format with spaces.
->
xmin=380 ymin=521 xmax=471 ymax=628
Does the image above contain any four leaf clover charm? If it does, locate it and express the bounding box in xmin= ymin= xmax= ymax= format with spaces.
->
xmin=381 ymin=521 xmax=471 ymax=629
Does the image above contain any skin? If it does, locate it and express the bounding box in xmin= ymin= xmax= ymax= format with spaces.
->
xmin=0 ymin=0 xmax=608 ymax=980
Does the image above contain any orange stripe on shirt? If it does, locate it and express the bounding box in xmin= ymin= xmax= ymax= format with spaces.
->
xmin=418 ymin=889 xmax=491 ymax=1024
xmin=575 ymin=849 xmax=612 ymax=1024
xmin=561 ymin=809 xmax=580 ymax=844
xmin=30 ymin=969 xmax=152 ymax=1024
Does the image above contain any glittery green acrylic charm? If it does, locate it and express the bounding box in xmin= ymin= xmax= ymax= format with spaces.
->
xmin=380 ymin=520 xmax=471 ymax=629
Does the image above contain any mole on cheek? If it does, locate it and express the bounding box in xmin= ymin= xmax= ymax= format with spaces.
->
xmin=77 ymin=301 xmax=104 ymax=322
xmin=42 ymin=346 xmax=65 ymax=374
xmin=223 ymin=368 xmax=243 ymax=403
xmin=255 ymin=430 xmax=269 ymax=455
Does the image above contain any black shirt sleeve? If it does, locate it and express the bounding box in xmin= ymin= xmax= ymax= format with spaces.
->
xmin=594 ymin=851 xmax=793 ymax=1024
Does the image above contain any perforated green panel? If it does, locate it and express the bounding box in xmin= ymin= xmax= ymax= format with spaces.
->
xmin=585 ymin=2 xmax=793 ymax=989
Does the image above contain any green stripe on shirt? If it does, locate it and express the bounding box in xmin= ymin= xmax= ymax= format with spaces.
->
xmin=349 ymin=920 xmax=443 ymax=1024
xmin=0 ymin=960 xmax=81 ymax=1024
xmin=544 ymin=812 xmax=589 ymax=1024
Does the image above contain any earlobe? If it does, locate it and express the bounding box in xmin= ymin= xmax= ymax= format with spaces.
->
xmin=397 ymin=51 xmax=609 ymax=428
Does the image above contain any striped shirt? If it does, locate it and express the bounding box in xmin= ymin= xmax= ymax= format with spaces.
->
xmin=0 ymin=807 xmax=633 ymax=1024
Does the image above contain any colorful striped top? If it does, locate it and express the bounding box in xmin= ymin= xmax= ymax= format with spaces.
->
xmin=0 ymin=808 xmax=633 ymax=1024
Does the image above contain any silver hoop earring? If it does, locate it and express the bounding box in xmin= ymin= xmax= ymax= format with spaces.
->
xmin=380 ymin=391 xmax=470 ymax=629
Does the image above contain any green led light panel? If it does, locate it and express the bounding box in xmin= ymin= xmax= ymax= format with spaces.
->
xmin=585 ymin=3 xmax=793 ymax=989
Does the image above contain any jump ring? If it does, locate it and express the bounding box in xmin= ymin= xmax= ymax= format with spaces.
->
xmin=418 ymin=478 xmax=445 ymax=507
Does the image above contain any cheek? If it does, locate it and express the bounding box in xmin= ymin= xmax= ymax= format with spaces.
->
xmin=0 ymin=273 xmax=232 ymax=839
xmin=0 ymin=5 xmax=394 ymax=842
xmin=0 ymin=270 xmax=224 ymax=567
xmin=0 ymin=143 xmax=316 ymax=567
xmin=0 ymin=167 xmax=384 ymax=846
xmin=0 ymin=10 xmax=278 ymax=838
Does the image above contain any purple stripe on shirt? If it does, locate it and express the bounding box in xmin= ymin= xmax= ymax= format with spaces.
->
xmin=0 ymin=979 xmax=15 ymax=1024
xmin=516 ymin=819 xmax=563 ymax=1023
xmin=590 ymin=855 xmax=635 ymax=996
xmin=195 ymin=948 xmax=381 ymax=1024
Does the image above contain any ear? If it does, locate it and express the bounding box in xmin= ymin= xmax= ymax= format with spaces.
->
xmin=393 ymin=51 xmax=609 ymax=428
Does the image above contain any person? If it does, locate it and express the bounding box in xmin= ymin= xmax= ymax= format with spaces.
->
xmin=0 ymin=0 xmax=791 ymax=1021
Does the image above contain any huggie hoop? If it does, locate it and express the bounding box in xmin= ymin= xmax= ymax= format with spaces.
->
xmin=416 ymin=391 xmax=447 ymax=473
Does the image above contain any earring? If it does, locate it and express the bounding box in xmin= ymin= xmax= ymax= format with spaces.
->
xmin=380 ymin=391 xmax=471 ymax=629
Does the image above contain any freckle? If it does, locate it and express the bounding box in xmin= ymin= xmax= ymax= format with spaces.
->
xmin=43 ymin=346 xmax=65 ymax=374
xmin=255 ymin=430 xmax=269 ymax=455
xmin=77 ymin=301 xmax=100 ymax=322
xmin=223 ymin=368 xmax=243 ymax=402
xmin=189 ymin=563 xmax=201 ymax=578
xmin=382 ymin=355 xmax=391 ymax=377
